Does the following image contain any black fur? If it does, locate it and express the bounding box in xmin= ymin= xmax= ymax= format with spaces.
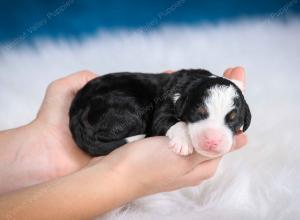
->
xmin=69 ymin=69 xmax=251 ymax=156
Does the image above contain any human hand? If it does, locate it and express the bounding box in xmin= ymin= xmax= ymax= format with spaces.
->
xmin=33 ymin=71 xmax=99 ymax=176
xmin=0 ymin=71 xmax=100 ymax=194
xmin=0 ymin=67 xmax=247 ymax=195
xmin=0 ymin=67 xmax=248 ymax=219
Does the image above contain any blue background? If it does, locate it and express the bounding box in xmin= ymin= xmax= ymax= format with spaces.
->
xmin=0 ymin=0 xmax=299 ymax=43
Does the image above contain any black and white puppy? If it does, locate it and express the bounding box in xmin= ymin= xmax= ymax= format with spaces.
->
xmin=69 ymin=69 xmax=251 ymax=157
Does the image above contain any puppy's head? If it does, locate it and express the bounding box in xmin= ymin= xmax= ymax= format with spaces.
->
xmin=174 ymin=77 xmax=251 ymax=157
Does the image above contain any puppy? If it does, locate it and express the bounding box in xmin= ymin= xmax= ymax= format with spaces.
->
xmin=69 ymin=69 xmax=251 ymax=157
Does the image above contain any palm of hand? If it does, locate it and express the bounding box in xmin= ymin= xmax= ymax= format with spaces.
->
xmin=30 ymin=72 xmax=96 ymax=180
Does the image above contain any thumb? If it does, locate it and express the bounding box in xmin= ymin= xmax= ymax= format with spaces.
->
xmin=59 ymin=71 xmax=98 ymax=96
xmin=37 ymin=71 xmax=97 ymax=126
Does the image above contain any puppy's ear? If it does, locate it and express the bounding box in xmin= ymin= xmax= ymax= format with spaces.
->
xmin=242 ymin=102 xmax=251 ymax=131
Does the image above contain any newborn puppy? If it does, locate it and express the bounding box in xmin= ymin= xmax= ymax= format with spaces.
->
xmin=69 ymin=69 xmax=251 ymax=157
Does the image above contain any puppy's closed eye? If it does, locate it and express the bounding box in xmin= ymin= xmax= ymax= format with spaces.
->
xmin=227 ymin=109 xmax=237 ymax=121
xmin=198 ymin=106 xmax=207 ymax=114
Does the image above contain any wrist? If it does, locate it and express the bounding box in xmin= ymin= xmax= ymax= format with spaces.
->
xmin=93 ymin=160 xmax=146 ymax=201
xmin=0 ymin=159 xmax=145 ymax=220
xmin=0 ymin=122 xmax=43 ymax=193
xmin=63 ymin=162 xmax=144 ymax=218
xmin=0 ymin=122 xmax=37 ymax=162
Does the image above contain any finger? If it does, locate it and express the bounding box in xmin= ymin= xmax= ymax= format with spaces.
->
xmin=230 ymin=66 xmax=245 ymax=82
xmin=87 ymin=156 xmax=105 ymax=166
xmin=223 ymin=67 xmax=233 ymax=78
xmin=225 ymin=66 xmax=246 ymax=87
xmin=46 ymin=70 xmax=97 ymax=98
xmin=164 ymin=70 xmax=174 ymax=74
xmin=231 ymin=132 xmax=248 ymax=151
xmin=184 ymin=151 xmax=210 ymax=166
xmin=61 ymin=70 xmax=98 ymax=95
xmin=37 ymin=71 xmax=97 ymax=124
xmin=179 ymin=158 xmax=221 ymax=186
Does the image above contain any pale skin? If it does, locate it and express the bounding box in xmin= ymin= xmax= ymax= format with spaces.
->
xmin=0 ymin=67 xmax=247 ymax=219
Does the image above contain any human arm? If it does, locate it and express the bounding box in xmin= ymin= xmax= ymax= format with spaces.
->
xmin=0 ymin=71 xmax=96 ymax=194
xmin=0 ymin=132 xmax=246 ymax=220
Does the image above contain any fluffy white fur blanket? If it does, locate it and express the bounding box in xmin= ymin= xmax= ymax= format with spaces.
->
xmin=0 ymin=18 xmax=299 ymax=220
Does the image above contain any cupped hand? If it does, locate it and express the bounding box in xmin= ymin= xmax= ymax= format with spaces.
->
xmin=31 ymin=71 xmax=98 ymax=178
xmin=3 ymin=67 xmax=247 ymax=195
xmin=33 ymin=67 xmax=247 ymax=189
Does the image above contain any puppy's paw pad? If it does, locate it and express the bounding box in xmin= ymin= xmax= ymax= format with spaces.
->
xmin=169 ymin=137 xmax=193 ymax=156
xmin=166 ymin=122 xmax=193 ymax=156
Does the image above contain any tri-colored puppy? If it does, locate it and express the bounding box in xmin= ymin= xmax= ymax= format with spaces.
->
xmin=69 ymin=69 xmax=251 ymax=157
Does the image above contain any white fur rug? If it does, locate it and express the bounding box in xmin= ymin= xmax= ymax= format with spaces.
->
xmin=1 ymin=18 xmax=300 ymax=219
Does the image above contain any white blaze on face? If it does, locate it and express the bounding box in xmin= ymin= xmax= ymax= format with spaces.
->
xmin=187 ymin=85 xmax=238 ymax=157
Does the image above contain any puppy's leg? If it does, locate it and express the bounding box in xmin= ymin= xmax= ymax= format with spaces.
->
xmin=150 ymin=101 xmax=193 ymax=155
xmin=166 ymin=122 xmax=193 ymax=156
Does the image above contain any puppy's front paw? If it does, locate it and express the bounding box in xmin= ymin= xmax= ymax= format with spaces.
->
xmin=169 ymin=135 xmax=193 ymax=155
xmin=166 ymin=122 xmax=193 ymax=156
